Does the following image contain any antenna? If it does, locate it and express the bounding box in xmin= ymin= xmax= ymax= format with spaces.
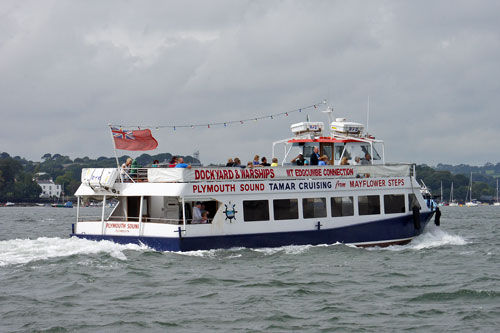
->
xmin=321 ymin=106 xmax=334 ymax=125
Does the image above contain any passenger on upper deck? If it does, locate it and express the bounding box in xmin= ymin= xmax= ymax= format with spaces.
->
xmin=226 ymin=158 xmax=234 ymax=167
xmin=260 ymin=157 xmax=271 ymax=167
xmin=361 ymin=153 xmax=372 ymax=165
xmin=318 ymin=155 xmax=329 ymax=166
xmin=152 ymin=160 xmax=159 ymax=167
xmin=291 ymin=153 xmax=305 ymax=166
xmin=168 ymin=156 xmax=178 ymax=168
xmin=340 ymin=157 xmax=349 ymax=165
xmin=130 ymin=159 xmax=139 ymax=176
xmin=310 ymin=147 xmax=320 ymax=165
xmin=271 ymin=157 xmax=278 ymax=167
xmin=233 ymin=158 xmax=242 ymax=167
xmin=175 ymin=157 xmax=192 ymax=169
xmin=253 ymin=155 xmax=260 ymax=166
xmin=121 ymin=158 xmax=132 ymax=178
xmin=352 ymin=156 xmax=361 ymax=165
xmin=246 ymin=162 xmax=253 ymax=168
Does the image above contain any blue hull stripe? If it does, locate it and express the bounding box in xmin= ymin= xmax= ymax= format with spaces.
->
xmin=72 ymin=212 xmax=433 ymax=252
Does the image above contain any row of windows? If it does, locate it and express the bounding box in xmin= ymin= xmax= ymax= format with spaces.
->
xmin=243 ymin=194 xmax=418 ymax=222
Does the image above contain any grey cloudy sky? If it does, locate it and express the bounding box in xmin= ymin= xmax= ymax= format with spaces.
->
xmin=1 ymin=0 xmax=499 ymax=166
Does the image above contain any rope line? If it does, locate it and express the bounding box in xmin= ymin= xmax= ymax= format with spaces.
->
xmin=110 ymin=99 xmax=327 ymax=130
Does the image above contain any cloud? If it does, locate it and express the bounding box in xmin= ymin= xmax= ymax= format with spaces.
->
xmin=0 ymin=0 xmax=499 ymax=166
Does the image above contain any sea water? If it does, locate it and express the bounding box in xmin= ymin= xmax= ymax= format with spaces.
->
xmin=0 ymin=206 xmax=499 ymax=332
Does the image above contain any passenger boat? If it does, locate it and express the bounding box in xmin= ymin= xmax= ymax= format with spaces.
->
xmin=71 ymin=107 xmax=438 ymax=251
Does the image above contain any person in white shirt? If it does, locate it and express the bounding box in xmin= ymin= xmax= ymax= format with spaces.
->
xmin=192 ymin=201 xmax=202 ymax=223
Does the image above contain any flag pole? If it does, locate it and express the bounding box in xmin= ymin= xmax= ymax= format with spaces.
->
xmin=108 ymin=124 xmax=122 ymax=180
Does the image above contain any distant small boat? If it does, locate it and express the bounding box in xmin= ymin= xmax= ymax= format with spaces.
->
xmin=5 ymin=202 xmax=15 ymax=207
xmin=52 ymin=201 xmax=73 ymax=208
xmin=494 ymin=179 xmax=500 ymax=206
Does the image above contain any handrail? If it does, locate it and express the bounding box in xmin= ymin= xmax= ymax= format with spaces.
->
xmin=77 ymin=215 xmax=211 ymax=225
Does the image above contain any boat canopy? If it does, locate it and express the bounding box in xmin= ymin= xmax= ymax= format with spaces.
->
xmin=273 ymin=116 xmax=385 ymax=166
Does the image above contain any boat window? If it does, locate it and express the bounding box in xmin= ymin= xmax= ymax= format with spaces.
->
xmin=321 ymin=144 xmax=333 ymax=161
xmin=303 ymin=145 xmax=316 ymax=163
xmin=334 ymin=145 xmax=344 ymax=160
xmin=273 ymin=199 xmax=298 ymax=220
xmin=302 ymin=198 xmax=327 ymax=219
xmin=243 ymin=200 xmax=269 ymax=222
xmin=384 ymin=194 xmax=405 ymax=214
xmin=358 ymin=195 xmax=380 ymax=215
xmin=359 ymin=144 xmax=381 ymax=161
xmin=331 ymin=196 xmax=354 ymax=217
xmin=188 ymin=200 xmax=218 ymax=224
xmin=408 ymin=194 xmax=421 ymax=210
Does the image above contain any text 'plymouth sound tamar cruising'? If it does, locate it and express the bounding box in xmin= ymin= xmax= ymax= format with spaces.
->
xmin=71 ymin=105 xmax=440 ymax=251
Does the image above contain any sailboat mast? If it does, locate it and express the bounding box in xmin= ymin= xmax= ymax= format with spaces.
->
xmin=470 ymin=172 xmax=473 ymax=202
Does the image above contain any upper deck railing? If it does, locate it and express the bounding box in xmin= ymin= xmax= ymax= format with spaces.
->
xmin=81 ymin=164 xmax=415 ymax=187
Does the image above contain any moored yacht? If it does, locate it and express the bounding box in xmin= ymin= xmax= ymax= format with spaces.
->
xmin=465 ymin=172 xmax=479 ymax=207
xmin=71 ymin=106 xmax=439 ymax=251
xmin=448 ymin=182 xmax=459 ymax=207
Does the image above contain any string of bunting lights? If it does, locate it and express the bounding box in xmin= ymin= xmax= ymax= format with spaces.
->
xmin=110 ymin=99 xmax=327 ymax=130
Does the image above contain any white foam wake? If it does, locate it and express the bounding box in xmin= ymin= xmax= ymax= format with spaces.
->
xmin=408 ymin=225 xmax=468 ymax=249
xmin=0 ymin=237 xmax=149 ymax=266
xmin=370 ymin=225 xmax=468 ymax=252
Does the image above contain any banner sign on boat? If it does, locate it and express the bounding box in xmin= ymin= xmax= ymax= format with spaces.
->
xmin=191 ymin=178 xmax=407 ymax=194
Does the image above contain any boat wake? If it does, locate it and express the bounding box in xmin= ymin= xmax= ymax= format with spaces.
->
xmin=176 ymin=243 xmax=339 ymax=258
xmin=0 ymin=237 xmax=150 ymax=267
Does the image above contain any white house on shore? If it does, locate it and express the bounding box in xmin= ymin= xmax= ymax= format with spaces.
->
xmin=37 ymin=179 xmax=62 ymax=198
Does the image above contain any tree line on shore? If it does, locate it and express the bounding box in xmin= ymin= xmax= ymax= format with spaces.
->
xmin=416 ymin=164 xmax=499 ymax=203
xmin=1 ymin=151 xmax=499 ymax=202
xmin=0 ymin=152 xmax=199 ymax=202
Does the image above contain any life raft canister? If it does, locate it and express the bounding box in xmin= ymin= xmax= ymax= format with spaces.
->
xmin=412 ymin=206 xmax=421 ymax=230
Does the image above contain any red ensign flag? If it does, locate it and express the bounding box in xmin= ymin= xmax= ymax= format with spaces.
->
xmin=111 ymin=127 xmax=158 ymax=151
